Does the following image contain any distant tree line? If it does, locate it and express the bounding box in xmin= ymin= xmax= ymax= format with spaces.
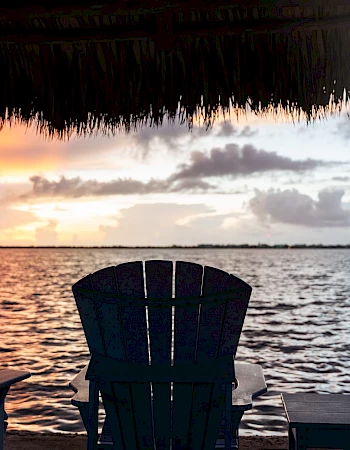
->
xmin=1 ymin=244 xmax=350 ymax=249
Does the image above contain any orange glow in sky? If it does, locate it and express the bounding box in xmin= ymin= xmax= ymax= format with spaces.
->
xmin=0 ymin=125 xmax=63 ymax=175
xmin=0 ymin=112 xmax=350 ymax=247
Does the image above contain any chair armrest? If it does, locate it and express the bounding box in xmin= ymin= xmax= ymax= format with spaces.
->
xmin=69 ymin=365 xmax=89 ymax=406
xmin=70 ymin=365 xmax=88 ymax=393
xmin=69 ymin=361 xmax=267 ymax=410
xmin=231 ymin=362 xmax=267 ymax=411
xmin=0 ymin=369 xmax=31 ymax=389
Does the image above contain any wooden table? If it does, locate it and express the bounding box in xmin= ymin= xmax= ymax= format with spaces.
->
xmin=281 ymin=393 xmax=350 ymax=450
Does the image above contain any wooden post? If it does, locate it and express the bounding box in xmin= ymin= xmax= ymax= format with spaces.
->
xmin=87 ymin=380 xmax=99 ymax=450
xmin=0 ymin=388 xmax=9 ymax=450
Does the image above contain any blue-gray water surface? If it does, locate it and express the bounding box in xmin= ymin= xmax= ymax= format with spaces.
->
xmin=0 ymin=248 xmax=349 ymax=436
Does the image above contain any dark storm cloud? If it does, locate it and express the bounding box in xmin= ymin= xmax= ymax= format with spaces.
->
xmin=250 ymin=188 xmax=350 ymax=227
xmin=170 ymin=143 xmax=324 ymax=181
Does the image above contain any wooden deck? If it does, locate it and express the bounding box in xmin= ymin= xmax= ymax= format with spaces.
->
xmin=4 ymin=432 xmax=289 ymax=450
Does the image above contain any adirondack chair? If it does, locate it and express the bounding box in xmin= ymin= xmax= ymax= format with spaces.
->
xmin=70 ymin=260 xmax=267 ymax=450
xmin=0 ymin=368 xmax=31 ymax=450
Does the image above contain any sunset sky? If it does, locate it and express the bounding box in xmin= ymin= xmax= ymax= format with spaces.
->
xmin=1 ymin=109 xmax=350 ymax=246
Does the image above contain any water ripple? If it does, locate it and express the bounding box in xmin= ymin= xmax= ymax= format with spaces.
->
xmin=0 ymin=248 xmax=349 ymax=435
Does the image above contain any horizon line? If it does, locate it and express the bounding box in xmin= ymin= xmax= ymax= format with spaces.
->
xmin=1 ymin=244 xmax=350 ymax=249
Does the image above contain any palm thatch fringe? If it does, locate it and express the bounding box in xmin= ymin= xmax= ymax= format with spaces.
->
xmin=0 ymin=3 xmax=349 ymax=138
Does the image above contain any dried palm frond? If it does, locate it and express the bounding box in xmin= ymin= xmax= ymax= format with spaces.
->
xmin=0 ymin=1 xmax=349 ymax=139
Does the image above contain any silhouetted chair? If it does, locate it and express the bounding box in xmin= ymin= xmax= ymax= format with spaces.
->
xmin=0 ymin=368 xmax=31 ymax=450
xmin=70 ymin=260 xmax=267 ymax=449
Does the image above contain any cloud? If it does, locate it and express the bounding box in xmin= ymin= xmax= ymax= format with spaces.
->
xmin=25 ymin=175 xmax=167 ymax=198
xmin=0 ymin=121 xmax=258 ymax=175
xmin=334 ymin=116 xmax=350 ymax=140
xmin=0 ymin=124 xmax=128 ymax=174
xmin=20 ymin=174 xmax=216 ymax=199
xmin=131 ymin=121 xmax=194 ymax=153
xmin=250 ymin=188 xmax=350 ymax=227
xmin=99 ymin=202 xmax=278 ymax=246
xmin=0 ymin=180 xmax=32 ymax=202
xmin=333 ymin=176 xmax=350 ymax=182
xmin=238 ymin=126 xmax=258 ymax=137
xmin=19 ymin=141 xmax=325 ymax=200
xmin=169 ymin=179 xmax=215 ymax=191
xmin=131 ymin=121 xmax=258 ymax=155
xmin=170 ymin=143 xmax=324 ymax=180
xmin=99 ymin=202 xmax=266 ymax=246
xmin=0 ymin=206 xmax=36 ymax=230
xmin=100 ymin=203 xmax=214 ymax=246
xmin=35 ymin=220 xmax=59 ymax=246
xmin=214 ymin=123 xmax=257 ymax=138
xmin=215 ymin=122 xmax=237 ymax=137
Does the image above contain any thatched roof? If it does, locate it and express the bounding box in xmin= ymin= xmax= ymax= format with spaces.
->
xmin=1 ymin=1 xmax=350 ymax=138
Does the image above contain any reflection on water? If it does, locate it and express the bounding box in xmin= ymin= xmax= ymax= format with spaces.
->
xmin=0 ymin=248 xmax=349 ymax=435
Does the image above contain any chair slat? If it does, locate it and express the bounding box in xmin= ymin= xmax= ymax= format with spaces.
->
xmin=115 ymin=262 xmax=153 ymax=450
xmin=73 ymin=274 xmax=119 ymax=449
xmin=173 ymin=261 xmax=202 ymax=450
xmin=72 ymin=274 xmax=105 ymax=355
xmin=90 ymin=267 xmax=118 ymax=295
xmin=115 ymin=262 xmax=148 ymax=364
xmin=72 ymin=260 xmax=257 ymax=450
xmin=146 ymin=260 xmax=172 ymax=450
xmin=90 ymin=267 xmax=124 ymax=360
xmin=219 ymin=275 xmax=251 ymax=358
xmin=190 ymin=266 xmax=231 ymax=450
xmin=89 ymin=267 xmax=125 ymax=450
xmin=199 ymin=266 xmax=233 ymax=360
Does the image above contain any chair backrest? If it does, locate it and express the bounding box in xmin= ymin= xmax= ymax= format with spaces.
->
xmin=72 ymin=260 xmax=252 ymax=450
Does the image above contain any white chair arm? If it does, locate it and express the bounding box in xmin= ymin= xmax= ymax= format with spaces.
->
xmin=69 ymin=361 xmax=267 ymax=411
xmin=69 ymin=365 xmax=89 ymax=406
xmin=0 ymin=369 xmax=31 ymax=389
xmin=232 ymin=362 xmax=267 ymax=411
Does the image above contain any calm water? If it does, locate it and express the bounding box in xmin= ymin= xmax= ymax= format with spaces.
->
xmin=1 ymin=248 xmax=349 ymax=436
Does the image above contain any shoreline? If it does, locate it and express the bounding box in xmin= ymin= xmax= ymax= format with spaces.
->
xmin=5 ymin=432 xmax=289 ymax=449
xmin=1 ymin=245 xmax=350 ymax=249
